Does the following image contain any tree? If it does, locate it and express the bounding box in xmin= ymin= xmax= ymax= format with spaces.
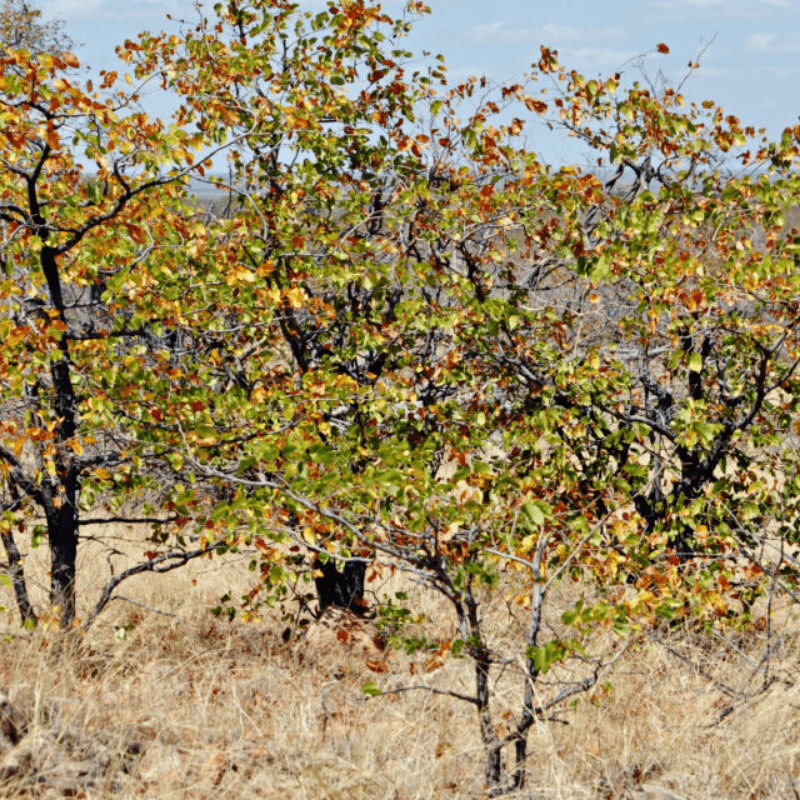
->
xmin=0 ymin=14 xmax=231 ymax=626
xmin=129 ymin=15 xmax=800 ymax=790
xmin=486 ymin=53 xmax=800 ymax=621
xmin=110 ymin=5 xmax=641 ymax=791
xmin=0 ymin=0 xmax=74 ymax=57
xmin=5 ymin=0 xmax=800 ymax=791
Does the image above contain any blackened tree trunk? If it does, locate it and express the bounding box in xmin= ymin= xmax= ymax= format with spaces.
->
xmin=45 ymin=470 xmax=80 ymax=626
xmin=40 ymin=240 xmax=81 ymax=628
xmin=0 ymin=529 xmax=34 ymax=626
xmin=0 ymin=489 xmax=35 ymax=626
xmin=313 ymin=557 xmax=367 ymax=615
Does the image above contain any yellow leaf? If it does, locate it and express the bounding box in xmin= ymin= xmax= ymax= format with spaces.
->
xmin=70 ymin=439 xmax=83 ymax=456
xmin=284 ymin=287 xmax=305 ymax=309
xmin=251 ymin=384 xmax=267 ymax=404
xmin=226 ymin=264 xmax=255 ymax=286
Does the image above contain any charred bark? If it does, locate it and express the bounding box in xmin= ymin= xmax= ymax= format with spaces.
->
xmin=45 ymin=477 xmax=80 ymax=626
xmin=40 ymin=234 xmax=82 ymax=627
xmin=0 ymin=530 xmax=34 ymax=626
xmin=313 ymin=557 xmax=367 ymax=615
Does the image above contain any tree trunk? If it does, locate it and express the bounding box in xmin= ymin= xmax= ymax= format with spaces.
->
xmin=46 ymin=469 xmax=80 ymax=628
xmin=476 ymin=644 xmax=503 ymax=792
xmin=313 ymin=557 xmax=366 ymax=615
xmin=41 ymin=242 xmax=81 ymax=628
xmin=0 ymin=530 xmax=34 ymax=626
xmin=464 ymin=585 xmax=503 ymax=793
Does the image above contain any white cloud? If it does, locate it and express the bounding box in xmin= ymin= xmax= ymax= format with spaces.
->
xmin=557 ymin=46 xmax=641 ymax=73
xmin=751 ymin=64 xmax=799 ymax=77
xmin=41 ymin=0 xmax=186 ymax=22
xmin=746 ymin=31 xmax=800 ymax=52
xmin=649 ymin=0 xmax=795 ymax=16
xmin=538 ymin=23 xmax=588 ymax=42
xmin=467 ymin=20 xmax=624 ymax=47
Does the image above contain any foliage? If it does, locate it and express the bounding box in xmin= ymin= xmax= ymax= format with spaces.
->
xmin=3 ymin=0 xmax=800 ymax=792
xmin=0 ymin=0 xmax=74 ymax=57
xmin=0 ymin=6 xmax=222 ymax=625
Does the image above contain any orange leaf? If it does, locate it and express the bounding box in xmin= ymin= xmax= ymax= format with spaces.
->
xmin=657 ymin=43 xmax=669 ymax=54
xmin=61 ymin=51 xmax=80 ymax=68
xmin=44 ymin=129 xmax=60 ymax=151
xmin=525 ymin=98 xmax=547 ymax=114
xmin=424 ymin=656 xmax=444 ymax=673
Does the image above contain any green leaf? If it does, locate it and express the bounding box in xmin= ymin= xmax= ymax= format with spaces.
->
xmin=561 ymin=598 xmax=584 ymax=626
xmin=165 ymin=452 xmax=184 ymax=472
xmin=523 ymin=501 xmax=545 ymax=527
xmin=362 ymin=681 xmax=382 ymax=696
xmin=688 ymin=352 xmax=703 ymax=373
xmin=528 ymin=640 xmax=567 ymax=674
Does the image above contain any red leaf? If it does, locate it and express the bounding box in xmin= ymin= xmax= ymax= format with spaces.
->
xmin=657 ymin=43 xmax=669 ymax=54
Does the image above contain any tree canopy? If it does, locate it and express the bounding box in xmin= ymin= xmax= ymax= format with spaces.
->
xmin=1 ymin=0 xmax=800 ymax=791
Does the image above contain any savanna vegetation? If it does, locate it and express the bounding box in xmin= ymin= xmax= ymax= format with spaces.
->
xmin=1 ymin=0 xmax=800 ymax=796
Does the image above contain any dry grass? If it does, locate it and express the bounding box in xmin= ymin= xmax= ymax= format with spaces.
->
xmin=0 ymin=527 xmax=797 ymax=798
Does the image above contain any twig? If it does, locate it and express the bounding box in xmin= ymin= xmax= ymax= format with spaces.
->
xmin=709 ymin=676 xmax=779 ymax=728
xmin=374 ymin=683 xmax=480 ymax=705
xmin=646 ymin=630 xmax=741 ymax=699
xmin=101 ymin=595 xmax=181 ymax=622
xmin=79 ymin=516 xmax=178 ymax=527
xmin=83 ymin=543 xmax=223 ymax=630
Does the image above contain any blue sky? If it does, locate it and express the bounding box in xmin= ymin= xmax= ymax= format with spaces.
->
xmin=39 ymin=0 xmax=800 ymax=164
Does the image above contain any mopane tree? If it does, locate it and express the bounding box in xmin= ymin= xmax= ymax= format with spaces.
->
xmin=119 ymin=3 xmax=628 ymax=790
xmin=119 ymin=0 xmax=452 ymax=610
xmin=484 ymin=53 xmax=800 ymax=622
xmin=0 ymin=0 xmax=73 ymax=57
xmin=120 ymin=4 xmax=800 ymax=793
xmin=0 ymin=30 xmax=223 ymax=626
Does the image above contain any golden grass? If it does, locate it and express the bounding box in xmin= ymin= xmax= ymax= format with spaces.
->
xmin=0 ymin=526 xmax=797 ymax=798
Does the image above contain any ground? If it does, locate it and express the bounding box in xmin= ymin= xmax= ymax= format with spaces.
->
xmin=0 ymin=524 xmax=796 ymax=798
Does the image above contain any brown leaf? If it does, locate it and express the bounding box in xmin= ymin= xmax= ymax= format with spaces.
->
xmin=423 ymin=656 xmax=443 ymax=673
xmin=657 ymin=43 xmax=670 ymax=54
